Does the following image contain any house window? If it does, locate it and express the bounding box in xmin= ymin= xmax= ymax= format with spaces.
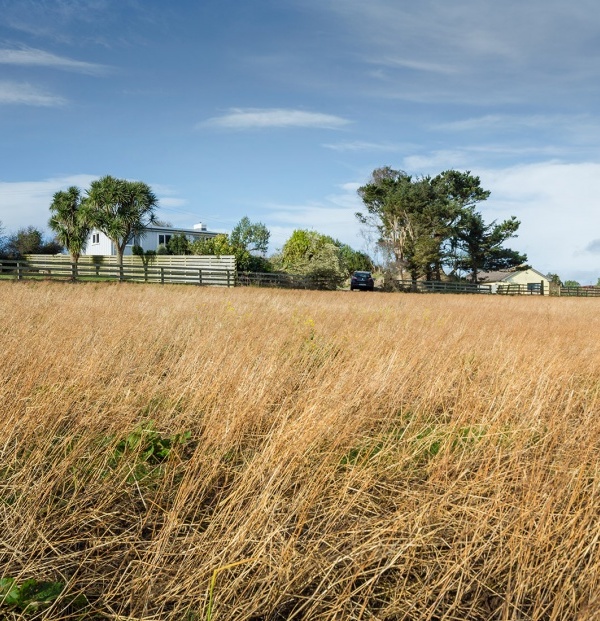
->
xmin=92 ymin=233 xmax=100 ymax=244
xmin=527 ymin=282 xmax=541 ymax=293
xmin=158 ymin=234 xmax=172 ymax=246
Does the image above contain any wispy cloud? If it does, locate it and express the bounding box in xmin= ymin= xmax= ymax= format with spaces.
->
xmin=0 ymin=47 xmax=109 ymax=74
xmin=435 ymin=114 xmax=599 ymax=133
xmin=322 ymin=140 xmax=403 ymax=152
xmin=200 ymin=108 xmax=351 ymax=130
xmin=402 ymin=150 xmax=471 ymax=172
xmin=376 ymin=56 xmax=459 ymax=75
xmin=0 ymin=81 xmax=66 ymax=106
xmin=301 ymin=0 xmax=600 ymax=106
xmin=156 ymin=197 xmax=188 ymax=208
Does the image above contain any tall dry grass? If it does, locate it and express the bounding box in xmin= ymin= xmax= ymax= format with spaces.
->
xmin=1 ymin=280 xmax=600 ymax=620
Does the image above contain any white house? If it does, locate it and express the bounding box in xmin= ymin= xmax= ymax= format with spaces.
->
xmin=477 ymin=267 xmax=551 ymax=295
xmin=83 ymin=223 xmax=218 ymax=256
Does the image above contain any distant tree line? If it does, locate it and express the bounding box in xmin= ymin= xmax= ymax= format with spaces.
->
xmin=546 ymin=273 xmax=598 ymax=289
xmin=0 ymin=223 xmax=63 ymax=259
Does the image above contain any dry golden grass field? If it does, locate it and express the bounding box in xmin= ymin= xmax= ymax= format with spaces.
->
xmin=1 ymin=280 xmax=600 ymax=620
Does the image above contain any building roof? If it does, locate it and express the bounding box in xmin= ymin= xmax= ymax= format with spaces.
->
xmin=477 ymin=270 xmax=514 ymax=283
xmin=145 ymin=224 xmax=218 ymax=237
xmin=477 ymin=267 xmax=550 ymax=283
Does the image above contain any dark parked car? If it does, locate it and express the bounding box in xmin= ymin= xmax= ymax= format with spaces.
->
xmin=350 ymin=271 xmax=374 ymax=291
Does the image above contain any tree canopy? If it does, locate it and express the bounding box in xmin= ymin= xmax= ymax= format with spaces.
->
xmin=190 ymin=234 xmax=235 ymax=257
xmin=48 ymin=186 xmax=90 ymax=264
xmin=84 ymin=175 xmax=158 ymax=265
xmin=277 ymin=229 xmax=345 ymax=287
xmin=230 ymin=216 xmax=270 ymax=255
xmin=454 ymin=211 xmax=527 ymax=282
xmin=274 ymin=229 xmax=372 ymax=287
xmin=2 ymin=226 xmax=63 ymax=258
xmin=167 ymin=233 xmax=191 ymax=255
xmin=188 ymin=218 xmax=273 ymax=272
xmin=357 ymin=167 xmax=525 ymax=283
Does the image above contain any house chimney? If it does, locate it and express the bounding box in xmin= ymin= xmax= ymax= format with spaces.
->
xmin=193 ymin=223 xmax=207 ymax=231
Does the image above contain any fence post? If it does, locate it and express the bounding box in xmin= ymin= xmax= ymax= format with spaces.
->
xmin=16 ymin=261 xmax=22 ymax=280
xmin=540 ymin=280 xmax=544 ymax=296
xmin=71 ymin=262 xmax=77 ymax=280
xmin=160 ymin=267 xmax=165 ymax=284
xmin=198 ymin=268 xmax=203 ymax=286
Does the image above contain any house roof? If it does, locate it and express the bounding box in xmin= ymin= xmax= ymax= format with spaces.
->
xmin=477 ymin=267 xmax=550 ymax=283
xmin=145 ymin=225 xmax=218 ymax=237
xmin=477 ymin=270 xmax=515 ymax=283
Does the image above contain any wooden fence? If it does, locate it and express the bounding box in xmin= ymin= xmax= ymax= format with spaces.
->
xmin=394 ymin=279 xmax=492 ymax=294
xmin=236 ymin=271 xmax=340 ymax=290
xmin=24 ymin=253 xmax=236 ymax=271
xmin=496 ymin=282 xmax=545 ymax=295
xmin=559 ymin=286 xmax=600 ymax=297
xmin=0 ymin=261 xmax=337 ymax=290
xmin=0 ymin=259 xmax=235 ymax=287
xmin=6 ymin=258 xmax=596 ymax=297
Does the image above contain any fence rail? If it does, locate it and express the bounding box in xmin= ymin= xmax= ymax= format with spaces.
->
xmin=0 ymin=259 xmax=234 ymax=287
xmin=394 ymin=279 xmax=492 ymax=294
xmin=0 ymin=261 xmax=338 ymax=290
xmin=5 ymin=260 xmax=598 ymax=298
xmin=236 ymin=271 xmax=339 ymax=290
xmin=560 ymin=286 xmax=600 ymax=297
xmin=24 ymin=253 xmax=236 ymax=271
xmin=496 ymin=283 xmax=545 ymax=295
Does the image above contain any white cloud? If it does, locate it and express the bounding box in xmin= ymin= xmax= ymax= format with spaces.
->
xmin=322 ymin=140 xmax=403 ymax=153
xmin=265 ymin=182 xmax=367 ymax=252
xmin=0 ymin=47 xmax=109 ymax=74
xmin=0 ymin=81 xmax=66 ymax=106
xmin=0 ymin=175 xmax=98 ymax=231
xmin=200 ymin=108 xmax=351 ymax=130
xmin=477 ymin=161 xmax=600 ymax=283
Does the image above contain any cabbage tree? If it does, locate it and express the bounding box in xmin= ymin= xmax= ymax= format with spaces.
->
xmin=85 ymin=175 xmax=158 ymax=266
xmin=48 ymin=186 xmax=90 ymax=266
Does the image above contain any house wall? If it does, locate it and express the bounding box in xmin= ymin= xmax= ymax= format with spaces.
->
xmin=505 ymin=269 xmax=550 ymax=295
xmin=87 ymin=230 xmax=113 ymax=255
xmin=83 ymin=227 xmax=216 ymax=256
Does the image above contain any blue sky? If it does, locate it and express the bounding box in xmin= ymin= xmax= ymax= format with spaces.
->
xmin=1 ymin=0 xmax=599 ymax=283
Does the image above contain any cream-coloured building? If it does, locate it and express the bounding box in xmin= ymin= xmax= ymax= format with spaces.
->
xmin=477 ymin=268 xmax=551 ymax=295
